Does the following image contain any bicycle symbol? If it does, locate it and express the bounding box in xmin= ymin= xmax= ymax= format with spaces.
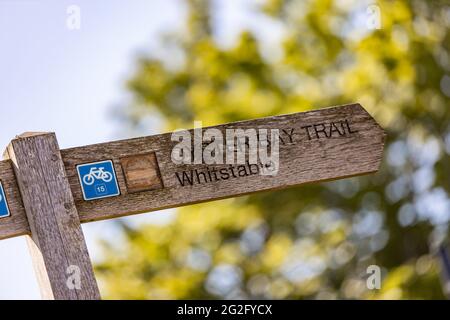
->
xmin=82 ymin=167 xmax=114 ymax=186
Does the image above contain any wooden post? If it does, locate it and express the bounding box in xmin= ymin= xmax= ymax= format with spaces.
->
xmin=6 ymin=132 xmax=100 ymax=300
xmin=0 ymin=103 xmax=386 ymax=241
xmin=0 ymin=104 xmax=386 ymax=299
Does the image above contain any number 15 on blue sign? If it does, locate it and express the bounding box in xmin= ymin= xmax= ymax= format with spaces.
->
xmin=0 ymin=181 xmax=11 ymax=218
xmin=77 ymin=160 xmax=120 ymax=201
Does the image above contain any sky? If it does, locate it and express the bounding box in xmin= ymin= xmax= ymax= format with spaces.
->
xmin=0 ymin=0 xmax=186 ymax=299
xmin=0 ymin=0 xmax=282 ymax=300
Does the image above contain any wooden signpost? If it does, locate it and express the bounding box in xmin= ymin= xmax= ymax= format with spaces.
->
xmin=0 ymin=103 xmax=385 ymax=299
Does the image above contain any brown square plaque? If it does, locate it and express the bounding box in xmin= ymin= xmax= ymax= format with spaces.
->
xmin=120 ymin=152 xmax=163 ymax=193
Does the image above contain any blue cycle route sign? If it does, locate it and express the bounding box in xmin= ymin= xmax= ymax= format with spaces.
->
xmin=77 ymin=160 xmax=120 ymax=201
xmin=0 ymin=181 xmax=10 ymax=218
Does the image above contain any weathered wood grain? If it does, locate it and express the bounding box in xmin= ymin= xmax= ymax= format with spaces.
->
xmin=120 ymin=152 xmax=164 ymax=193
xmin=0 ymin=103 xmax=385 ymax=240
xmin=6 ymin=133 xmax=100 ymax=300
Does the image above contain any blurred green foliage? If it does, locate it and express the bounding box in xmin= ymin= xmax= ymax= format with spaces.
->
xmin=95 ymin=0 xmax=450 ymax=299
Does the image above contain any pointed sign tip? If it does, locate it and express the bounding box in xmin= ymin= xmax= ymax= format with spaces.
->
xmin=352 ymin=102 xmax=386 ymax=135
